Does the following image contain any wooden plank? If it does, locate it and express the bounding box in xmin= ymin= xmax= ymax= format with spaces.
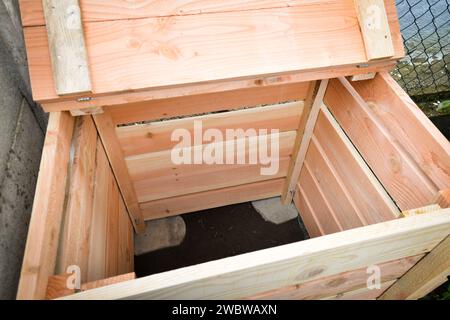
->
xmin=20 ymin=0 xmax=331 ymax=26
xmin=303 ymin=137 xmax=367 ymax=230
xmin=22 ymin=0 xmax=403 ymax=103
xmin=298 ymin=163 xmax=342 ymax=234
xmin=46 ymin=272 xmax=136 ymax=299
xmin=325 ymin=77 xmax=437 ymax=210
xmin=247 ymin=255 xmax=423 ymax=300
xmin=87 ymin=140 xmax=110 ymax=282
xmin=17 ymin=112 xmax=75 ymax=300
xmin=354 ymin=0 xmax=395 ymax=60
xmin=380 ymin=235 xmax=450 ymax=300
xmin=110 ymin=83 xmax=307 ymax=126
xmin=325 ymin=280 xmax=394 ymax=300
xmin=118 ymin=197 xmax=132 ymax=275
xmin=128 ymin=131 xmax=295 ymax=202
xmin=41 ymin=61 xmax=396 ymax=112
xmin=314 ymin=107 xmax=400 ymax=224
xmin=117 ymin=101 xmax=303 ymax=156
xmin=41 ymin=0 xmax=91 ymax=95
xmin=282 ymin=80 xmax=328 ymax=204
xmin=141 ymin=178 xmax=284 ymax=220
xmin=61 ymin=209 xmax=450 ymax=300
xmin=105 ymin=171 xmax=120 ymax=278
xmin=293 ymin=185 xmax=324 ymax=238
xmin=351 ymin=72 xmax=450 ymax=191
xmin=401 ymin=204 xmax=442 ymax=218
xmin=57 ymin=116 xmax=97 ymax=282
xmin=92 ymin=111 xmax=145 ymax=233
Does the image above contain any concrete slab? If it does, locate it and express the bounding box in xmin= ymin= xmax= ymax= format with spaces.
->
xmin=252 ymin=197 xmax=299 ymax=225
xmin=134 ymin=216 xmax=186 ymax=256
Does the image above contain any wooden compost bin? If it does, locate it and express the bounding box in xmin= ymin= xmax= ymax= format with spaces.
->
xmin=17 ymin=0 xmax=450 ymax=300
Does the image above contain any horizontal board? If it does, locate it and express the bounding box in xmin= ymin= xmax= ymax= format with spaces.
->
xmin=351 ymin=72 xmax=450 ymax=192
xmin=141 ymin=178 xmax=284 ymax=220
xmin=311 ymin=108 xmax=399 ymax=225
xmin=117 ymin=102 xmax=303 ymax=156
xmin=325 ymin=78 xmax=437 ymax=210
xmin=127 ymin=130 xmax=296 ymax=180
xmin=62 ymin=210 xmax=450 ymax=300
xmin=20 ymin=0 xmax=319 ymax=26
xmin=247 ymin=255 xmax=423 ymax=299
xmin=22 ymin=1 xmax=403 ymax=102
xmin=325 ymin=280 xmax=394 ymax=300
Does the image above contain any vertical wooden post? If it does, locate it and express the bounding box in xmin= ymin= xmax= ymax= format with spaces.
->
xmin=282 ymin=80 xmax=329 ymax=204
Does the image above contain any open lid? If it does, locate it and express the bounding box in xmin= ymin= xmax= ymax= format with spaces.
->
xmin=20 ymin=0 xmax=404 ymax=107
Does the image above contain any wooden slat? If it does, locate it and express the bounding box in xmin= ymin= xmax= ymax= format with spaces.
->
xmin=304 ymin=137 xmax=367 ymax=230
xmin=312 ymin=107 xmax=400 ymax=224
xmin=62 ymin=210 xmax=450 ymax=300
xmin=293 ymin=185 xmax=324 ymax=238
xmin=325 ymin=77 xmax=437 ymax=210
xmin=128 ymin=131 xmax=295 ymax=202
xmin=105 ymin=171 xmax=120 ymax=278
xmin=351 ymin=72 xmax=450 ymax=191
xmin=325 ymin=280 xmax=394 ymax=300
xmin=298 ymin=163 xmax=342 ymax=234
xmin=113 ymin=83 xmax=307 ymax=126
xmin=22 ymin=0 xmax=403 ymax=103
xmin=247 ymin=255 xmax=423 ymax=300
xmin=17 ymin=112 xmax=75 ymax=300
xmin=117 ymin=101 xmax=303 ymax=156
xmin=380 ymin=235 xmax=450 ymax=300
xmin=41 ymin=61 xmax=396 ymax=112
xmin=20 ymin=0 xmax=329 ymax=26
xmin=282 ymin=80 xmax=328 ymax=204
xmin=41 ymin=0 xmax=91 ymax=95
xmin=118 ymin=197 xmax=132 ymax=275
xmin=46 ymin=272 xmax=136 ymax=299
xmin=93 ymin=111 xmax=145 ymax=233
xmin=87 ymin=141 xmax=110 ymax=282
xmin=57 ymin=116 xmax=97 ymax=282
xmin=354 ymin=0 xmax=395 ymax=60
xmin=141 ymin=178 xmax=284 ymax=221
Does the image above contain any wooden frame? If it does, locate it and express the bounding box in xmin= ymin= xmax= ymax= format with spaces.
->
xmin=17 ymin=0 xmax=450 ymax=301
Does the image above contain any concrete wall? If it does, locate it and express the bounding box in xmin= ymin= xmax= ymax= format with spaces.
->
xmin=0 ymin=0 xmax=47 ymax=300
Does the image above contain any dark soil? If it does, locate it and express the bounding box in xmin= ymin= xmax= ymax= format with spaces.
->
xmin=135 ymin=202 xmax=308 ymax=277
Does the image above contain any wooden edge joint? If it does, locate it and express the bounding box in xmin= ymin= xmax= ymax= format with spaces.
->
xmin=349 ymin=72 xmax=377 ymax=81
xmin=70 ymin=106 xmax=104 ymax=116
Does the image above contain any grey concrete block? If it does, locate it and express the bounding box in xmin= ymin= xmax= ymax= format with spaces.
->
xmin=252 ymin=197 xmax=299 ymax=225
xmin=134 ymin=216 xmax=186 ymax=256
xmin=0 ymin=99 xmax=44 ymax=300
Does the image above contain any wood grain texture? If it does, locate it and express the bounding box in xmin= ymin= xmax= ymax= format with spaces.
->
xmin=41 ymin=61 xmax=396 ymax=112
xmin=22 ymin=0 xmax=403 ymax=102
xmin=434 ymin=189 xmax=450 ymax=208
xmin=354 ymin=0 xmax=395 ymax=60
xmin=57 ymin=116 xmax=97 ymax=282
xmin=128 ymin=131 xmax=295 ymax=202
xmin=105 ymin=171 xmax=120 ymax=278
xmin=282 ymin=80 xmax=328 ymax=204
xmin=141 ymin=178 xmax=284 ymax=220
xmin=117 ymin=102 xmax=303 ymax=156
xmin=61 ymin=210 xmax=450 ymax=300
xmin=41 ymin=0 xmax=91 ymax=95
xmin=295 ymin=106 xmax=399 ymax=237
xmin=325 ymin=280 xmax=394 ymax=300
xmin=325 ymin=77 xmax=437 ymax=210
xmin=17 ymin=112 xmax=75 ymax=300
xmin=21 ymin=0 xmax=326 ymax=26
xmin=351 ymin=72 xmax=450 ymax=192
xmin=247 ymin=255 xmax=423 ymax=300
xmin=87 ymin=141 xmax=110 ymax=282
xmin=93 ymin=111 xmax=145 ymax=232
xmin=380 ymin=235 xmax=450 ymax=300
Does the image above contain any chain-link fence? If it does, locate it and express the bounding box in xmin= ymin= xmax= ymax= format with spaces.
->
xmin=391 ymin=0 xmax=449 ymax=106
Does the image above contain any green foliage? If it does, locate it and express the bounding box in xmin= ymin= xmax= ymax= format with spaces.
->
xmin=437 ymin=100 xmax=450 ymax=112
